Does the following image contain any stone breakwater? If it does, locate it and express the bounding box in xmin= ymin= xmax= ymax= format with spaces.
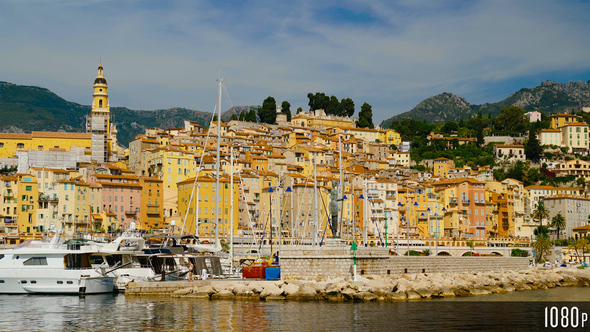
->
xmin=127 ymin=268 xmax=590 ymax=301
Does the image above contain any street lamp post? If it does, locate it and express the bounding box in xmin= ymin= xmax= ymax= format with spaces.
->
xmin=426 ymin=207 xmax=431 ymax=255
xmin=384 ymin=209 xmax=388 ymax=248
xmin=268 ymin=187 xmax=274 ymax=256
xmin=359 ymin=194 xmax=366 ymax=246
xmin=411 ymin=201 xmax=418 ymax=250
xmin=442 ymin=207 xmax=447 ymax=250
xmin=286 ymin=186 xmax=293 ymax=245
xmin=398 ymin=201 xmax=403 ymax=255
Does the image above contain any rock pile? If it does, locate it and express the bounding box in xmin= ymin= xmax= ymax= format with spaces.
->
xmin=171 ymin=268 xmax=590 ymax=302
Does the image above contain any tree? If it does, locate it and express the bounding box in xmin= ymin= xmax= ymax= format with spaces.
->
xmin=258 ymin=96 xmax=277 ymax=124
xmin=281 ymin=101 xmax=292 ymax=121
xmin=239 ymin=111 xmax=245 ymax=121
xmin=533 ymin=235 xmax=552 ymax=263
xmin=230 ymin=113 xmax=238 ymax=121
xmin=307 ymin=92 xmax=329 ymax=112
xmin=341 ymin=98 xmax=355 ymax=117
xmin=356 ymin=102 xmax=374 ymax=129
xmin=326 ymin=95 xmax=342 ymax=116
xmin=212 ymin=115 xmax=218 ymax=122
xmin=532 ymin=201 xmax=549 ymax=235
xmin=476 ymin=127 xmax=484 ymax=148
xmin=494 ymin=106 xmax=527 ymax=132
xmin=246 ymin=109 xmax=257 ymax=122
xmin=568 ymin=238 xmax=589 ymax=263
xmin=525 ymin=129 xmax=543 ymax=162
xmin=550 ymin=213 xmax=566 ymax=240
xmin=296 ymin=107 xmax=303 ymax=114
xmin=466 ymin=240 xmax=475 ymax=255
xmin=440 ymin=121 xmax=459 ymax=135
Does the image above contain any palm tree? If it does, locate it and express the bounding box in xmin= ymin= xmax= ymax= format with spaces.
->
xmin=533 ymin=235 xmax=552 ymax=263
xmin=466 ymin=240 xmax=475 ymax=255
xmin=568 ymin=238 xmax=589 ymax=263
xmin=550 ymin=213 xmax=566 ymax=240
xmin=532 ymin=201 xmax=549 ymax=235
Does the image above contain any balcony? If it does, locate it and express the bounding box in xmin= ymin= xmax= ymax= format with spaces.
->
xmin=3 ymin=191 xmax=14 ymax=198
xmin=39 ymin=194 xmax=59 ymax=203
xmin=125 ymin=208 xmax=139 ymax=215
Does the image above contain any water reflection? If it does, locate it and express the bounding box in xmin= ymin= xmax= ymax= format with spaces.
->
xmin=1 ymin=287 xmax=590 ymax=331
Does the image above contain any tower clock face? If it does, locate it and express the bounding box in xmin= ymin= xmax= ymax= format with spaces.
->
xmin=100 ymin=89 xmax=103 ymax=92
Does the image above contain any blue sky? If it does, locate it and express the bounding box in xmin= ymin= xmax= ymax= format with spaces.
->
xmin=1 ymin=0 xmax=589 ymax=124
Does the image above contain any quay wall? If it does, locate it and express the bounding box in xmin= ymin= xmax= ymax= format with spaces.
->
xmin=280 ymin=247 xmax=529 ymax=280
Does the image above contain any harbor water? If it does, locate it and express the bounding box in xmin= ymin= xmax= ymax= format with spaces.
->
xmin=2 ymin=287 xmax=590 ymax=331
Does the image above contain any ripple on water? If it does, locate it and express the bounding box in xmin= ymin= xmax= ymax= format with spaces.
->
xmin=0 ymin=287 xmax=589 ymax=331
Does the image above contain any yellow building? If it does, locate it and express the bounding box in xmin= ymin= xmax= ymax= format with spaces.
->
xmin=140 ymin=176 xmax=164 ymax=231
xmin=291 ymin=110 xmax=356 ymax=129
xmin=0 ymin=132 xmax=92 ymax=158
xmin=341 ymin=127 xmax=381 ymax=142
xmin=146 ymin=146 xmax=198 ymax=189
xmin=379 ymin=129 xmax=402 ymax=146
xmin=15 ymin=173 xmax=39 ymax=235
xmin=433 ymin=158 xmax=454 ymax=178
xmin=177 ymin=175 xmax=240 ymax=239
xmin=549 ymin=113 xmax=582 ymax=130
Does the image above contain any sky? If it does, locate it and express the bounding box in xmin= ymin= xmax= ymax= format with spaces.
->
xmin=1 ymin=0 xmax=589 ymax=124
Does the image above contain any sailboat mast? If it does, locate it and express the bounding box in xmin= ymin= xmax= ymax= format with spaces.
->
xmin=313 ymin=157 xmax=318 ymax=247
xmin=229 ymin=146 xmax=234 ymax=272
xmin=214 ymin=78 xmax=222 ymax=247
xmin=338 ymin=134 xmax=344 ymax=238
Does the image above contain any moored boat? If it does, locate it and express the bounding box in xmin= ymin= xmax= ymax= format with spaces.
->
xmin=0 ymin=233 xmax=115 ymax=294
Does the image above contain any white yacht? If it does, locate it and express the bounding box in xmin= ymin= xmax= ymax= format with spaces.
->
xmin=0 ymin=233 xmax=115 ymax=294
xmin=88 ymin=232 xmax=160 ymax=291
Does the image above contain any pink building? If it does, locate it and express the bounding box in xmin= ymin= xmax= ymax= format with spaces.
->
xmin=525 ymin=111 xmax=542 ymax=122
xmin=89 ymin=174 xmax=142 ymax=231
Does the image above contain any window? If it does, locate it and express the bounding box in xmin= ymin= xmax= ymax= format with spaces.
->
xmin=38 ymin=145 xmax=43 ymax=150
xmin=17 ymin=143 xmax=24 ymax=148
xmin=23 ymin=257 xmax=48 ymax=266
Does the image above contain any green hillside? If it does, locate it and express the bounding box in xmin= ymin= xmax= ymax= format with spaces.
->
xmin=381 ymin=80 xmax=590 ymax=128
xmin=0 ymin=81 xmax=256 ymax=147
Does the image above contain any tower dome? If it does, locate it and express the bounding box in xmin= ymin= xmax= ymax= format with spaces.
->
xmin=94 ymin=64 xmax=107 ymax=85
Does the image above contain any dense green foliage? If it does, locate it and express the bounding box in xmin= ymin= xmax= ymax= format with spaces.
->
xmin=0 ymin=165 xmax=17 ymax=175
xmin=281 ymin=101 xmax=292 ymax=121
xmin=525 ymin=128 xmax=543 ymax=162
xmin=258 ymin=96 xmax=277 ymax=124
xmin=307 ymin=92 xmax=355 ymax=117
xmin=493 ymin=106 xmax=527 ymax=133
xmin=511 ymin=248 xmax=529 ymax=257
xmin=356 ymin=102 xmax=374 ymax=128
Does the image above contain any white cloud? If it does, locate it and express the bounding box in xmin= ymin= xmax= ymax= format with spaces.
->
xmin=1 ymin=0 xmax=589 ymax=123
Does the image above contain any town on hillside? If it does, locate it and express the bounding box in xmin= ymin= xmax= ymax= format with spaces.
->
xmin=2 ymin=65 xmax=590 ymax=252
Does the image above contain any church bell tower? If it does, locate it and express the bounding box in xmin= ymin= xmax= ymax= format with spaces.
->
xmin=87 ymin=64 xmax=111 ymax=162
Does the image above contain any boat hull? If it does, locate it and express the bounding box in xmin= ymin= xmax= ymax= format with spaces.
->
xmin=0 ymin=272 xmax=115 ymax=294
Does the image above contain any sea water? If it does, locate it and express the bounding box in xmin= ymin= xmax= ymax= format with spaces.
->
xmin=2 ymin=287 xmax=589 ymax=331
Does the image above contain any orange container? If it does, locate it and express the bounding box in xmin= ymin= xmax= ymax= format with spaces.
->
xmin=242 ymin=265 xmax=266 ymax=279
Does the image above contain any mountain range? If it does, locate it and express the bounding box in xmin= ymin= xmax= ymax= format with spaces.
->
xmin=2 ymin=79 xmax=589 ymax=146
xmin=0 ymin=81 xmax=256 ymax=147
xmin=380 ymin=80 xmax=590 ymax=128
